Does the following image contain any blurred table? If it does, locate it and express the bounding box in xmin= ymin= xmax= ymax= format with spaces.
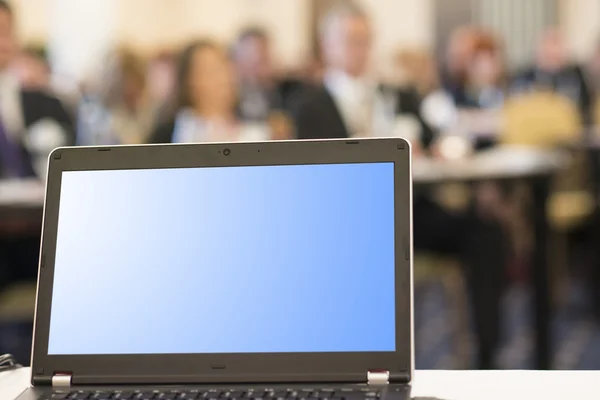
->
xmin=4 ymin=367 xmax=600 ymax=400
xmin=0 ymin=179 xmax=45 ymax=237
xmin=413 ymin=147 xmax=567 ymax=370
xmin=413 ymin=146 xmax=565 ymax=183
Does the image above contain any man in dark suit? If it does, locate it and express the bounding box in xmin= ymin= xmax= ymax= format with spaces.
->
xmin=291 ymin=1 xmax=507 ymax=369
xmin=0 ymin=1 xmax=74 ymax=179
xmin=291 ymin=3 xmax=434 ymax=147
xmin=512 ymin=29 xmax=593 ymax=124
xmin=0 ymin=0 xmax=74 ymax=292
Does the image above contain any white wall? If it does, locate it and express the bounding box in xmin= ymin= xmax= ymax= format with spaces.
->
xmin=116 ymin=0 xmax=184 ymax=52
xmin=358 ymin=0 xmax=434 ymax=78
xmin=12 ymin=0 xmax=49 ymax=42
xmin=114 ymin=0 xmax=312 ymax=68
xmin=560 ymin=0 xmax=600 ymax=60
xmin=11 ymin=0 xmax=433 ymax=79
xmin=174 ymin=0 xmax=312 ymax=68
xmin=9 ymin=0 xmax=599 ymax=82
xmin=359 ymin=0 xmax=434 ymax=54
xmin=48 ymin=0 xmax=117 ymax=81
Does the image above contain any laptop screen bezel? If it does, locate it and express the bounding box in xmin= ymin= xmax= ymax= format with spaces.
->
xmin=31 ymin=139 xmax=413 ymax=384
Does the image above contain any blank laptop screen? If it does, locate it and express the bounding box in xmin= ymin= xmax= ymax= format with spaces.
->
xmin=47 ymin=162 xmax=396 ymax=355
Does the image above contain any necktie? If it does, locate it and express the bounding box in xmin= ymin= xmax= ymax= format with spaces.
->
xmin=353 ymin=85 xmax=374 ymax=137
xmin=0 ymin=113 xmax=29 ymax=178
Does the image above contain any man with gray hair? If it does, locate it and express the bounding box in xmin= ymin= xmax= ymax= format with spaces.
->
xmin=291 ymin=0 xmax=507 ymax=369
xmin=293 ymin=0 xmax=433 ymax=144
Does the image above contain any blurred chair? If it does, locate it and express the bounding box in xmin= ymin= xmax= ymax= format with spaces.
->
xmin=0 ymin=282 xmax=36 ymax=363
xmin=0 ymin=282 xmax=36 ymax=321
xmin=502 ymin=91 xmax=592 ymax=305
xmin=501 ymin=91 xmax=591 ymax=230
xmin=502 ymin=91 xmax=582 ymax=148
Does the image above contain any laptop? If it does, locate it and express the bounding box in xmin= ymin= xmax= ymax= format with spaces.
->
xmin=17 ymin=138 xmax=413 ymax=400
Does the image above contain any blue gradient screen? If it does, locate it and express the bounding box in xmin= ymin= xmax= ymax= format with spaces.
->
xmin=47 ymin=163 xmax=396 ymax=355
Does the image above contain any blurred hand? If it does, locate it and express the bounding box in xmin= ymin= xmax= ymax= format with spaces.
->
xmin=268 ymin=111 xmax=294 ymax=140
xmin=411 ymin=140 xmax=423 ymax=158
xmin=430 ymin=135 xmax=472 ymax=160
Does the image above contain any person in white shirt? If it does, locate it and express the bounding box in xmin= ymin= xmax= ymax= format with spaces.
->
xmin=291 ymin=1 xmax=507 ymax=369
xmin=150 ymin=40 xmax=270 ymax=144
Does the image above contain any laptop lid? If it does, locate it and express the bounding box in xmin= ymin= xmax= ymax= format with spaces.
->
xmin=30 ymin=138 xmax=413 ymax=386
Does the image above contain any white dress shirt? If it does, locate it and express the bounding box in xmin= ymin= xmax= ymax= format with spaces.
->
xmin=324 ymin=70 xmax=379 ymax=138
xmin=324 ymin=70 xmax=421 ymax=142
xmin=172 ymin=108 xmax=270 ymax=143
xmin=0 ymin=69 xmax=68 ymax=178
xmin=0 ymin=70 xmax=25 ymax=139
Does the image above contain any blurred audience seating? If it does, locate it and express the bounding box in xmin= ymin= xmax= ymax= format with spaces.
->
xmin=503 ymin=90 xmax=592 ymax=235
xmin=3 ymin=0 xmax=600 ymax=371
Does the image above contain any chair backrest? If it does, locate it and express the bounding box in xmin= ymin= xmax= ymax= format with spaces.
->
xmin=501 ymin=91 xmax=582 ymax=147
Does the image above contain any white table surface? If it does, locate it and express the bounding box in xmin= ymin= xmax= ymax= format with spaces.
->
xmin=0 ymin=147 xmax=565 ymax=209
xmin=0 ymin=179 xmax=45 ymax=208
xmin=3 ymin=367 xmax=600 ymax=400
xmin=413 ymin=146 xmax=566 ymax=183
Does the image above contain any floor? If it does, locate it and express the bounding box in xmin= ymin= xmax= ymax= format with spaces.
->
xmin=415 ymin=279 xmax=600 ymax=369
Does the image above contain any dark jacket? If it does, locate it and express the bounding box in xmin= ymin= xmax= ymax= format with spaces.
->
xmin=149 ymin=119 xmax=177 ymax=144
xmin=0 ymin=90 xmax=74 ymax=178
xmin=289 ymin=83 xmax=435 ymax=148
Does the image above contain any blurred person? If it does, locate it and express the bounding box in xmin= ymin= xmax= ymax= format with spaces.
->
xmin=0 ymin=0 xmax=74 ymax=180
xmin=0 ymin=0 xmax=74 ymax=293
xmin=512 ymin=28 xmax=593 ymax=124
xmin=11 ymin=44 xmax=50 ymax=91
xmin=11 ymin=44 xmax=80 ymax=113
xmin=232 ymin=27 xmax=304 ymax=123
xmin=146 ymin=50 xmax=177 ymax=124
xmin=440 ymin=26 xmax=480 ymax=93
xmin=292 ymin=1 xmax=507 ymax=369
xmin=396 ymin=49 xmax=440 ymax=97
xmin=586 ymin=38 xmax=600 ymax=95
xmin=292 ymin=1 xmax=434 ymax=147
xmin=450 ymin=32 xmax=505 ymax=109
xmin=150 ymin=40 xmax=272 ymax=143
xmin=303 ymin=57 xmax=325 ymax=85
xmin=397 ymin=49 xmax=459 ymax=133
xmin=77 ymin=48 xmax=157 ymax=145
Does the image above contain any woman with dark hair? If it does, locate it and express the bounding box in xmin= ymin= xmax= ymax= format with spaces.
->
xmin=150 ymin=40 xmax=270 ymax=143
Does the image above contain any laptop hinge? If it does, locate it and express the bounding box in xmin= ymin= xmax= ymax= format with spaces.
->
xmin=367 ymin=370 xmax=389 ymax=385
xmin=52 ymin=374 xmax=72 ymax=387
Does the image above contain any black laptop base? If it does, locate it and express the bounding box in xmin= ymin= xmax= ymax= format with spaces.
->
xmin=35 ymin=382 xmax=410 ymax=400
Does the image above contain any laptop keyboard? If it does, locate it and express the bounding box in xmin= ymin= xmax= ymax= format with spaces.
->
xmin=44 ymin=387 xmax=383 ymax=400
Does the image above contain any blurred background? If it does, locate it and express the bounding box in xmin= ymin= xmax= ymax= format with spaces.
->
xmin=2 ymin=0 xmax=600 ymax=370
